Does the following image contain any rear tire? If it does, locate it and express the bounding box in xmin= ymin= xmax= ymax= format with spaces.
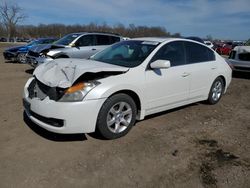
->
xmin=96 ymin=93 xmax=137 ymax=139
xmin=207 ymin=77 xmax=224 ymax=104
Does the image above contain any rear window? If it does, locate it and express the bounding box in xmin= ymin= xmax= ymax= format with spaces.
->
xmin=109 ymin=36 xmax=121 ymax=44
xmin=96 ymin=35 xmax=110 ymax=45
xmin=185 ymin=41 xmax=215 ymax=64
xmin=96 ymin=35 xmax=120 ymax=45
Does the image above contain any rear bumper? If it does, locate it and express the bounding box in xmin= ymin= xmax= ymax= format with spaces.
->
xmin=228 ymin=59 xmax=250 ymax=72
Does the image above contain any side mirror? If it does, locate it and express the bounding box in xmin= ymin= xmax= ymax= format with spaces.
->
xmin=150 ymin=60 xmax=171 ymax=69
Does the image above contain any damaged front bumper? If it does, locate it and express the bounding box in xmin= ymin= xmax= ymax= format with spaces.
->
xmin=23 ymin=77 xmax=106 ymax=134
xmin=3 ymin=51 xmax=17 ymax=61
xmin=26 ymin=55 xmax=53 ymax=67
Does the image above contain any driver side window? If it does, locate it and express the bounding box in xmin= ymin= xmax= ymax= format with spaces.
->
xmin=151 ymin=41 xmax=185 ymax=67
xmin=75 ymin=35 xmax=95 ymax=47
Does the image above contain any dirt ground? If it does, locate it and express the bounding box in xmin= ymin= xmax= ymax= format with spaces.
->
xmin=0 ymin=43 xmax=249 ymax=188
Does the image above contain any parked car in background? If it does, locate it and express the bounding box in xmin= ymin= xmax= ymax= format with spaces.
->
xmin=232 ymin=41 xmax=244 ymax=48
xmin=3 ymin=38 xmax=57 ymax=63
xmin=215 ymin=43 xmax=232 ymax=55
xmin=245 ymin=39 xmax=250 ymax=46
xmin=204 ymin=40 xmax=214 ymax=48
xmin=23 ymin=38 xmax=232 ymax=139
xmin=0 ymin=37 xmax=7 ymax=42
xmin=228 ymin=46 xmax=250 ymax=72
xmin=26 ymin=32 xmax=124 ymax=67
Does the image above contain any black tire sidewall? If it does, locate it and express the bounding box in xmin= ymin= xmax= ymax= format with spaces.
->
xmin=96 ymin=93 xmax=137 ymax=139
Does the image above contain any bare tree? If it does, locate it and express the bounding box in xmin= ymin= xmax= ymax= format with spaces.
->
xmin=0 ymin=1 xmax=26 ymax=41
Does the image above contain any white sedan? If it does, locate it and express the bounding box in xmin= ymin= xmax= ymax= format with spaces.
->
xmin=23 ymin=38 xmax=232 ymax=139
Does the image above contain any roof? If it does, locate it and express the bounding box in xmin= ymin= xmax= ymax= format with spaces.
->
xmin=234 ymin=46 xmax=250 ymax=53
xmin=66 ymin=31 xmax=121 ymax=36
xmin=131 ymin=37 xmax=206 ymax=45
xmin=36 ymin=37 xmax=57 ymax=40
xmin=131 ymin=37 xmax=176 ymax=43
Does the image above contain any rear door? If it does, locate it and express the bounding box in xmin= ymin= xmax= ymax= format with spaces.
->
xmin=184 ymin=41 xmax=217 ymax=100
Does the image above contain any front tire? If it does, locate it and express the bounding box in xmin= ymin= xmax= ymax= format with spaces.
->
xmin=96 ymin=93 xmax=137 ymax=139
xmin=17 ymin=53 xmax=26 ymax=63
xmin=207 ymin=77 xmax=224 ymax=104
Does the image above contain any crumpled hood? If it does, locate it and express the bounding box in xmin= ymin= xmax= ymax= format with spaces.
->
xmin=33 ymin=59 xmax=129 ymax=88
xmin=30 ymin=44 xmax=65 ymax=53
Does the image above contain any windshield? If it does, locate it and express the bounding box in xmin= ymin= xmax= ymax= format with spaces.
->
xmin=54 ymin=33 xmax=81 ymax=45
xmin=91 ymin=40 xmax=159 ymax=68
xmin=27 ymin=40 xmax=40 ymax=46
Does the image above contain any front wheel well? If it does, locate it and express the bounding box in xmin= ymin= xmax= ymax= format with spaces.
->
xmin=110 ymin=90 xmax=141 ymax=114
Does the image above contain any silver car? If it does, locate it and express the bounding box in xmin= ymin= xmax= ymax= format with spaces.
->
xmin=26 ymin=32 xmax=123 ymax=67
xmin=228 ymin=46 xmax=250 ymax=72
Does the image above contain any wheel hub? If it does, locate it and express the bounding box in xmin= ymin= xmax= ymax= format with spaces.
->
xmin=107 ymin=102 xmax=133 ymax=133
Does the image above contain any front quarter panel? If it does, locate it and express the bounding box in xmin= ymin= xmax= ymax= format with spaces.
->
xmin=84 ymin=67 xmax=146 ymax=117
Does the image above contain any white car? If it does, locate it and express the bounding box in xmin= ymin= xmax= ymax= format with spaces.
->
xmin=228 ymin=46 xmax=250 ymax=72
xmin=204 ymin=40 xmax=214 ymax=49
xmin=23 ymin=38 xmax=232 ymax=139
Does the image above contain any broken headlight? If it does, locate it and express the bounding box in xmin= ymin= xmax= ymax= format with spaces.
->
xmin=59 ymin=82 xmax=98 ymax=102
xmin=39 ymin=52 xmax=46 ymax=58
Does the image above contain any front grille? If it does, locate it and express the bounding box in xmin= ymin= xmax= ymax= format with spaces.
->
xmin=3 ymin=52 xmax=15 ymax=59
xmin=28 ymin=50 xmax=39 ymax=57
xmin=28 ymin=78 xmax=66 ymax=101
xmin=30 ymin=110 xmax=64 ymax=127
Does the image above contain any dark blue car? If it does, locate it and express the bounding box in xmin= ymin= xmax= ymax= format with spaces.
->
xmin=3 ymin=38 xmax=57 ymax=63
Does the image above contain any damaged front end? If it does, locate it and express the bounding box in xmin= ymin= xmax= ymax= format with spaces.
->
xmin=27 ymin=59 xmax=129 ymax=102
xmin=28 ymin=78 xmax=66 ymax=101
xmin=28 ymin=77 xmax=99 ymax=102
xmin=26 ymin=44 xmax=65 ymax=67
xmin=29 ymin=44 xmax=65 ymax=58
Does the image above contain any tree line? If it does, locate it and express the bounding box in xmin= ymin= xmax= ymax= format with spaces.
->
xmin=0 ymin=22 xmax=181 ymax=39
xmin=0 ymin=1 xmax=181 ymax=40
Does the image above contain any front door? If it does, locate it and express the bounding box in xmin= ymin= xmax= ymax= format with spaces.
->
xmin=144 ymin=41 xmax=190 ymax=115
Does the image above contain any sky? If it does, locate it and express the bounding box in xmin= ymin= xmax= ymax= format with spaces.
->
xmin=7 ymin=0 xmax=250 ymax=40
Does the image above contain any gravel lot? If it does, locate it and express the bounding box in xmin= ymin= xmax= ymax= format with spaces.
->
xmin=0 ymin=43 xmax=249 ymax=188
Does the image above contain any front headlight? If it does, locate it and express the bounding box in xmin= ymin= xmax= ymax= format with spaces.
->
xmin=59 ymin=82 xmax=98 ymax=102
xmin=39 ymin=53 xmax=46 ymax=58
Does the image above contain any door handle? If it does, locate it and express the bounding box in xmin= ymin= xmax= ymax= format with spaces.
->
xmin=182 ymin=72 xmax=190 ymax=77
xmin=211 ymin=67 xmax=217 ymax=70
xmin=92 ymin=48 xmax=97 ymax=51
